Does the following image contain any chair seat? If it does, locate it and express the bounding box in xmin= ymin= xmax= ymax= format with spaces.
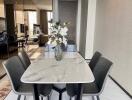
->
xmin=38 ymin=84 xmax=53 ymax=96
xmin=16 ymin=84 xmax=52 ymax=96
xmin=83 ymin=82 xmax=99 ymax=94
xmin=66 ymin=84 xmax=79 ymax=97
xmin=16 ymin=83 xmax=33 ymax=95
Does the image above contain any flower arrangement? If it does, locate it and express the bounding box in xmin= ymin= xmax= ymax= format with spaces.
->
xmin=47 ymin=21 xmax=69 ymax=48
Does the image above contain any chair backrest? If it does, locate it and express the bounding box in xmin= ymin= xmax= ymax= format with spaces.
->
xmin=89 ymin=51 xmax=102 ymax=71
xmin=66 ymin=40 xmax=76 ymax=52
xmin=2 ymin=56 xmax=25 ymax=92
xmin=18 ymin=49 xmax=31 ymax=70
xmin=93 ymin=57 xmax=113 ymax=91
xmin=66 ymin=45 xmax=77 ymax=52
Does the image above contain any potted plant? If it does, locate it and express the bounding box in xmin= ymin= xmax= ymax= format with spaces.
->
xmin=47 ymin=21 xmax=69 ymax=61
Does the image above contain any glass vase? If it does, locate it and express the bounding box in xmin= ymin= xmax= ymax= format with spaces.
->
xmin=54 ymin=44 xmax=63 ymax=61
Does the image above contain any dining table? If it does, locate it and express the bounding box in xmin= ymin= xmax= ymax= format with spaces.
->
xmin=21 ymin=52 xmax=95 ymax=100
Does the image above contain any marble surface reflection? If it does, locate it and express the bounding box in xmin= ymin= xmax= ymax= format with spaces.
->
xmin=21 ymin=52 xmax=94 ymax=84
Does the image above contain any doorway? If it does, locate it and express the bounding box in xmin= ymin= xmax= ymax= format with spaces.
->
xmin=28 ymin=11 xmax=37 ymax=37
xmin=47 ymin=11 xmax=53 ymax=35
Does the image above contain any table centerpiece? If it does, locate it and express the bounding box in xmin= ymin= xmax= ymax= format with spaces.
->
xmin=47 ymin=21 xmax=69 ymax=61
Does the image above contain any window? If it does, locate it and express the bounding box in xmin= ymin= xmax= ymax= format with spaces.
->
xmin=28 ymin=11 xmax=37 ymax=37
xmin=47 ymin=11 xmax=53 ymax=35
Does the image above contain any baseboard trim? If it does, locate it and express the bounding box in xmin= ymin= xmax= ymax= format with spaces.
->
xmin=109 ymin=75 xmax=132 ymax=99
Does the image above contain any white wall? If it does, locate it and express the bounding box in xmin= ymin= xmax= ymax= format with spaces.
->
xmin=16 ymin=11 xmax=24 ymax=24
xmin=94 ymin=0 xmax=132 ymax=95
xmin=53 ymin=0 xmax=59 ymax=22
xmin=79 ymin=0 xmax=88 ymax=57
xmin=78 ymin=0 xmax=96 ymax=59
xmin=15 ymin=11 xmax=25 ymax=37
xmin=76 ymin=0 xmax=81 ymax=51
xmin=85 ymin=0 xmax=96 ymax=59
xmin=59 ymin=1 xmax=77 ymax=41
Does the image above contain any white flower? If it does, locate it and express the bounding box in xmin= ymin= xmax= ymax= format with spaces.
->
xmin=52 ymin=23 xmax=56 ymax=26
xmin=52 ymin=41 xmax=57 ymax=47
xmin=53 ymin=29 xmax=58 ymax=34
xmin=47 ymin=38 xmax=52 ymax=44
xmin=63 ymin=37 xmax=67 ymax=46
xmin=48 ymin=21 xmax=69 ymax=47
xmin=59 ymin=38 xmax=63 ymax=43
xmin=58 ymin=26 xmax=61 ymax=30
xmin=63 ymin=27 xmax=68 ymax=32
xmin=60 ymin=27 xmax=68 ymax=36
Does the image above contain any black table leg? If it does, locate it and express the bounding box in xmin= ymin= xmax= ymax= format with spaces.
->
xmin=76 ymin=84 xmax=83 ymax=100
xmin=59 ymin=92 xmax=62 ymax=100
xmin=33 ymin=84 xmax=39 ymax=100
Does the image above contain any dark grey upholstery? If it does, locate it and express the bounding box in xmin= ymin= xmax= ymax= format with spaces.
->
xmin=38 ymin=84 xmax=53 ymax=97
xmin=92 ymin=57 xmax=112 ymax=90
xmin=18 ymin=49 xmax=31 ymax=70
xmin=17 ymin=84 xmax=33 ymax=95
xmin=2 ymin=56 xmax=33 ymax=96
xmin=83 ymin=82 xmax=99 ymax=94
xmin=66 ymin=57 xmax=113 ymax=99
xmin=89 ymin=51 xmax=102 ymax=71
xmin=66 ymin=84 xmax=78 ymax=97
xmin=3 ymin=56 xmax=53 ymax=100
xmin=18 ymin=50 xmax=53 ymax=99
xmin=18 ymin=49 xmax=52 ymax=99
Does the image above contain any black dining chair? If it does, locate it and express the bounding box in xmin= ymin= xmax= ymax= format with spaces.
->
xmin=18 ymin=49 xmax=31 ymax=70
xmin=89 ymin=51 xmax=102 ymax=71
xmin=2 ymin=56 xmax=33 ymax=100
xmin=38 ymin=85 xmax=53 ymax=100
xmin=66 ymin=57 xmax=113 ymax=100
xmin=66 ymin=40 xmax=77 ymax=52
xmin=3 ymin=56 xmax=53 ymax=100
xmin=66 ymin=51 xmax=102 ymax=100
xmin=18 ymin=49 xmax=53 ymax=100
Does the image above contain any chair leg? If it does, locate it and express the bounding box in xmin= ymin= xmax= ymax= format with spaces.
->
xmin=96 ymin=96 xmax=100 ymax=100
xmin=40 ymin=96 xmax=43 ymax=100
xmin=47 ymin=95 xmax=50 ymax=100
xmin=70 ymin=97 xmax=72 ymax=100
xmin=17 ymin=95 xmax=21 ymax=100
xmin=92 ymin=96 xmax=95 ymax=100
xmin=24 ymin=96 xmax=26 ymax=100
xmin=59 ymin=92 xmax=62 ymax=100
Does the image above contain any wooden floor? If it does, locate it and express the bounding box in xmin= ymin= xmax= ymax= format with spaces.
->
xmin=0 ymin=60 xmax=6 ymax=79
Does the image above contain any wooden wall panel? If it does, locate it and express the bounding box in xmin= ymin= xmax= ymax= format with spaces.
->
xmin=40 ymin=10 xmax=48 ymax=34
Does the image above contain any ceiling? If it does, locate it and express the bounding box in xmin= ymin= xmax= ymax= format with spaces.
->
xmin=60 ymin=0 xmax=77 ymax=1
xmin=32 ymin=0 xmax=52 ymax=10
xmin=15 ymin=0 xmax=36 ymax=10
xmin=15 ymin=0 xmax=52 ymax=10
xmin=0 ymin=0 xmax=4 ymax=4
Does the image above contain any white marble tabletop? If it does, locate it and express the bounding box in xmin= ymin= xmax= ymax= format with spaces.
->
xmin=21 ymin=52 xmax=94 ymax=84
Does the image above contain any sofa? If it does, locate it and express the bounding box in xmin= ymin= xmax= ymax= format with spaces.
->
xmin=38 ymin=34 xmax=48 ymax=47
xmin=0 ymin=32 xmax=18 ymax=58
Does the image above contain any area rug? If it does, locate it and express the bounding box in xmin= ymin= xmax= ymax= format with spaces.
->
xmin=0 ymin=60 xmax=11 ymax=100
xmin=0 ymin=79 xmax=11 ymax=100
